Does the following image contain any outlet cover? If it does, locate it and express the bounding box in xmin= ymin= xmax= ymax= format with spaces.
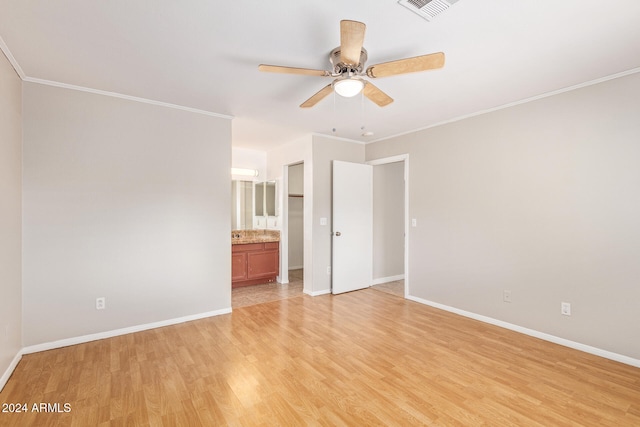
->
xmin=96 ymin=297 xmax=106 ymax=310
xmin=561 ymin=302 xmax=571 ymax=316
xmin=503 ymin=290 xmax=512 ymax=303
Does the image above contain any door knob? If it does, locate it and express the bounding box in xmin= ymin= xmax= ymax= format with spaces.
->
xmin=335 ymin=231 xmax=341 ymax=236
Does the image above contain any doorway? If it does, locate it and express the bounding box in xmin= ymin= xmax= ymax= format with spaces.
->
xmin=231 ymin=161 xmax=304 ymax=308
xmin=369 ymin=156 xmax=408 ymax=298
xmin=287 ymin=163 xmax=304 ymax=287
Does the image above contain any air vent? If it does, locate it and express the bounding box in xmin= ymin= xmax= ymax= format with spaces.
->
xmin=398 ymin=0 xmax=459 ymax=21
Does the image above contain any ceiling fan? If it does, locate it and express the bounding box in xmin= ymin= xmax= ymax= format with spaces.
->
xmin=258 ymin=20 xmax=445 ymax=108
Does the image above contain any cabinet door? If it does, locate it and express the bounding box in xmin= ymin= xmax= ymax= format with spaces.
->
xmin=232 ymin=252 xmax=247 ymax=281
xmin=247 ymin=250 xmax=279 ymax=279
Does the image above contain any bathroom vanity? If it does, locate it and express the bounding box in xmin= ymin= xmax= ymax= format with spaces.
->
xmin=231 ymin=230 xmax=280 ymax=288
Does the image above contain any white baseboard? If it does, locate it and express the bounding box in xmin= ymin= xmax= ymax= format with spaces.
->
xmin=406 ymin=295 xmax=640 ymax=368
xmin=22 ymin=307 xmax=232 ymax=355
xmin=22 ymin=308 xmax=231 ymax=354
xmin=305 ymin=289 xmax=331 ymax=297
xmin=1 ymin=307 xmax=231 ymax=392
xmin=0 ymin=351 xmax=24 ymax=392
xmin=372 ymin=274 xmax=405 ymax=285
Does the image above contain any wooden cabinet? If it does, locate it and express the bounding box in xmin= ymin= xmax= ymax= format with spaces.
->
xmin=232 ymin=242 xmax=279 ymax=288
xmin=232 ymin=252 xmax=248 ymax=282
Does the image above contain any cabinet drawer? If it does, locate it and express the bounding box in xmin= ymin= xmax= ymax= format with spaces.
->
xmin=232 ymin=243 xmax=264 ymax=253
xmin=265 ymin=242 xmax=279 ymax=250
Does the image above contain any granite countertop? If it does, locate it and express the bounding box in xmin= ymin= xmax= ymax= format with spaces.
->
xmin=232 ymin=229 xmax=280 ymax=244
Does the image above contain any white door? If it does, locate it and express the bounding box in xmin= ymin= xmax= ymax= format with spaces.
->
xmin=332 ymin=160 xmax=373 ymax=294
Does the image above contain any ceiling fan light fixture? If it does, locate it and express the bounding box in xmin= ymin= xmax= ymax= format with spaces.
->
xmin=333 ymin=77 xmax=365 ymax=98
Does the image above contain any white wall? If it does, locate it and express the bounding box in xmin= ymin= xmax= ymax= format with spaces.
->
xmin=366 ymin=72 xmax=640 ymax=360
xmin=22 ymin=82 xmax=232 ymax=346
xmin=373 ymin=161 xmax=405 ymax=282
xmin=0 ymin=51 xmax=22 ymax=388
xmin=311 ymin=136 xmax=365 ymax=294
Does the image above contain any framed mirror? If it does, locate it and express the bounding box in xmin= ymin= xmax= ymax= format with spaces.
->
xmin=254 ymin=181 xmax=277 ymax=219
xmin=254 ymin=182 xmax=264 ymax=217
xmin=265 ymin=181 xmax=276 ymax=216
xmin=232 ymin=180 xmax=254 ymax=230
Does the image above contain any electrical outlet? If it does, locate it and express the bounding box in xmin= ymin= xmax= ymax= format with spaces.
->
xmin=561 ymin=302 xmax=571 ymax=316
xmin=96 ymin=297 xmax=106 ymax=310
xmin=327 ymin=266 xmax=331 ymax=275
xmin=503 ymin=290 xmax=512 ymax=303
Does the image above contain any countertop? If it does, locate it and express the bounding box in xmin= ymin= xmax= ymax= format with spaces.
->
xmin=232 ymin=229 xmax=280 ymax=244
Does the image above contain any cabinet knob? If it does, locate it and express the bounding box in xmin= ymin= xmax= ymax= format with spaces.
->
xmin=335 ymin=231 xmax=341 ymax=236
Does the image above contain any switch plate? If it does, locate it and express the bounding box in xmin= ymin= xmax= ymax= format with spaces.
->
xmin=96 ymin=297 xmax=106 ymax=310
xmin=561 ymin=302 xmax=571 ymax=316
xmin=411 ymin=218 xmax=417 ymax=227
xmin=320 ymin=217 xmax=327 ymax=226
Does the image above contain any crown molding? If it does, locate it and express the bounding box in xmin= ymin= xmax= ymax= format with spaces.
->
xmin=369 ymin=66 xmax=640 ymax=144
xmin=311 ymin=132 xmax=365 ymax=144
xmin=1 ymin=35 xmax=232 ymax=119
xmin=0 ymin=35 xmax=26 ymax=79
xmin=24 ymin=77 xmax=233 ymax=119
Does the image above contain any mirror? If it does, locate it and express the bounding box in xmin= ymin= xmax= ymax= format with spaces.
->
xmin=232 ymin=180 xmax=254 ymax=230
xmin=233 ymin=180 xmax=277 ymax=230
xmin=255 ymin=181 xmax=277 ymax=218
xmin=265 ymin=181 xmax=276 ymax=216
xmin=254 ymin=181 xmax=264 ymax=217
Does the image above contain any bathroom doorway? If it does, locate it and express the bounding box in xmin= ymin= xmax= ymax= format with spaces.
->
xmin=231 ymin=162 xmax=305 ymax=308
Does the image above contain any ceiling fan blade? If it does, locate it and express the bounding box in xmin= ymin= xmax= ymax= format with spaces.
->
xmin=300 ymin=84 xmax=334 ymax=108
xmin=363 ymin=82 xmax=394 ymax=107
xmin=340 ymin=20 xmax=366 ymax=66
xmin=366 ymin=52 xmax=445 ymax=78
xmin=259 ymin=64 xmax=330 ymax=77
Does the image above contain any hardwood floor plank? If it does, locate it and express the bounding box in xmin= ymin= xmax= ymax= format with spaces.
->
xmin=2 ymin=288 xmax=639 ymax=426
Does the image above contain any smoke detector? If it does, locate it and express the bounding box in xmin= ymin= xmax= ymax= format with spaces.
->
xmin=398 ymin=0 xmax=460 ymax=21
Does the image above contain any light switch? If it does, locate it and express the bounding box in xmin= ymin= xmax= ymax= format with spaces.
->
xmin=411 ymin=218 xmax=417 ymax=227
xmin=320 ymin=217 xmax=327 ymax=226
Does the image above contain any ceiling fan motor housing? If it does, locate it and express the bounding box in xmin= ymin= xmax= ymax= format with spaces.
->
xmin=330 ymin=47 xmax=368 ymax=75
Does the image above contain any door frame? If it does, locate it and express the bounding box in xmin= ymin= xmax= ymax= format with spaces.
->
xmin=280 ymin=161 xmax=309 ymax=290
xmin=367 ymin=154 xmax=410 ymax=298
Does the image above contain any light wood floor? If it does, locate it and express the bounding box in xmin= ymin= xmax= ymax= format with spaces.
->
xmin=232 ymin=269 xmax=304 ymax=308
xmin=2 ymin=289 xmax=639 ymax=426
xmin=371 ymin=279 xmax=405 ymax=298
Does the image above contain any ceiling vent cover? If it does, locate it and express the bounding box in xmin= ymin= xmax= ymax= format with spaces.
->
xmin=398 ymin=0 xmax=460 ymax=21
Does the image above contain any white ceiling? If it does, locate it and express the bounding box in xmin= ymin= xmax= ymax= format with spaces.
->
xmin=2 ymin=1 xmax=640 ymax=151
